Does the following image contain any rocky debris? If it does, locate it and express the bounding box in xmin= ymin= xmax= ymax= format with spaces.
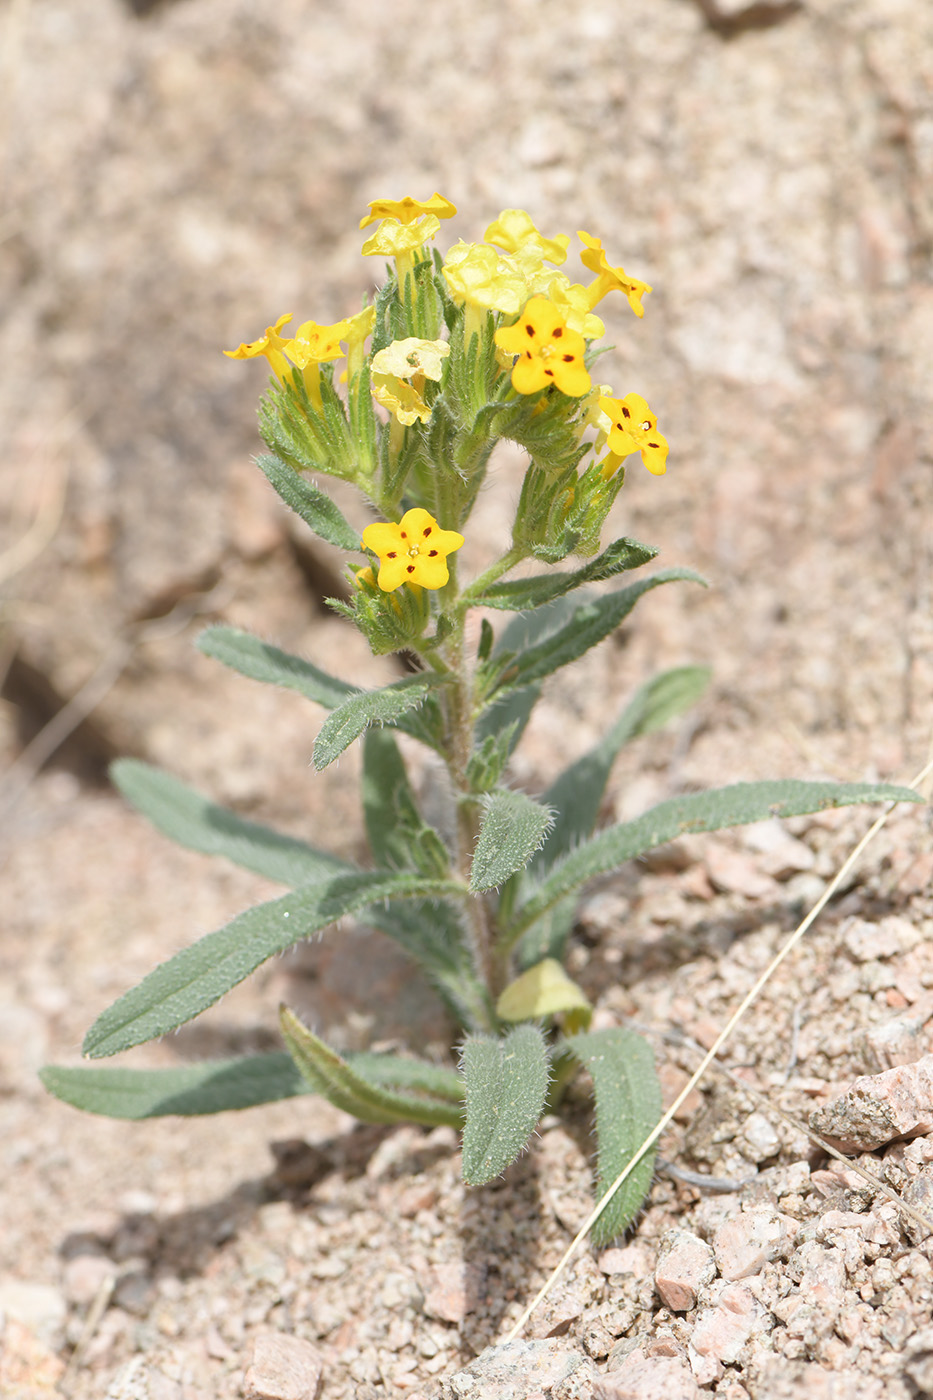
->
xmin=688 ymin=1282 xmax=770 ymax=1385
xmin=810 ymin=1056 xmax=933 ymax=1152
xmin=703 ymin=842 xmax=778 ymax=900
xmin=242 ymin=1331 xmax=324 ymax=1400
xmin=654 ymin=1230 xmax=717 ymax=1312
xmin=711 ymin=1205 xmax=796 ymax=1281
xmin=423 ymin=1263 xmax=477 ymax=1326
xmin=859 ymin=994 xmax=933 ymax=1072
xmin=843 ymin=917 xmax=915 ymax=964
xmin=748 ymin=1359 xmax=904 ymax=1399
xmin=0 ymin=1281 xmax=67 ymax=1350
xmin=596 ymin=1345 xmax=700 ymax=1400
xmin=436 ymin=1339 xmax=596 ymax=1399
xmin=0 ymin=1314 xmax=66 ymax=1395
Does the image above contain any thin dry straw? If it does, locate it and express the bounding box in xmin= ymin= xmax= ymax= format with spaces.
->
xmin=503 ymin=755 xmax=933 ymax=1343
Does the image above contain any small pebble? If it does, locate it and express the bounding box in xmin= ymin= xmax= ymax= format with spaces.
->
xmin=810 ymin=1055 xmax=933 ymax=1152
xmin=243 ymin=1331 xmax=324 ymax=1400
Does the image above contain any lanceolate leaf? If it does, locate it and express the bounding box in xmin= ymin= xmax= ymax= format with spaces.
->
xmin=563 ymin=1028 xmax=662 ymax=1243
xmin=313 ymin=674 xmax=445 ymax=770
xmin=460 ymin=1025 xmax=550 ymax=1185
xmin=506 ymin=779 xmax=923 ymax=944
xmin=470 ymin=789 xmax=554 ymax=892
xmin=472 ymin=537 xmax=657 ymax=612
xmin=83 ymin=871 xmax=464 ymax=1059
xmin=491 ymin=569 xmax=706 ymax=695
xmin=256 ymin=453 xmax=361 ymax=552
xmin=40 ymin=1053 xmax=308 ymax=1119
xmin=280 ymin=1008 xmax=463 ymax=1128
xmin=198 ymin=625 xmax=355 ymax=709
xmin=111 ymin=759 xmax=351 ymax=887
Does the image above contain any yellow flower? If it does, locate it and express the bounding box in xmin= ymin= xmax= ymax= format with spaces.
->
xmin=280 ymin=317 xmax=350 ymax=409
xmin=362 ymin=215 xmax=441 ymax=294
xmin=599 ymin=392 xmax=669 ymax=476
xmin=223 ymin=312 xmax=293 ymax=380
xmin=442 ymin=241 xmax=528 ymax=316
xmin=371 ymin=338 xmax=450 ymax=382
xmin=578 ymin=231 xmax=652 ymax=318
xmin=344 ymin=305 xmax=377 ymax=381
xmin=370 ymin=337 xmax=449 ymax=427
xmin=536 ymin=272 xmax=605 ymax=339
xmin=484 ymin=209 xmax=570 ymax=269
xmin=494 ymin=295 xmax=591 ymax=398
xmin=361 ymin=508 xmax=464 ymax=592
xmin=359 ymin=193 xmax=457 ymax=229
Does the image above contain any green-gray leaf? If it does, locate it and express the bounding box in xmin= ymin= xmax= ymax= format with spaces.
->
xmin=84 ymin=871 xmax=464 ymax=1059
xmin=470 ymin=789 xmax=554 ymax=892
xmin=313 ymin=674 xmax=445 ymax=770
xmin=256 ymin=454 xmax=361 ymax=552
xmin=40 ymin=1053 xmax=308 ymax=1119
xmin=111 ymin=759 xmax=351 ymax=887
xmin=280 ymin=1008 xmax=463 ymax=1128
xmin=496 ymin=569 xmax=706 ymax=694
xmin=198 ymin=625 xmax=356 ymax=709
xmin=507 ymin=779 xmax=923 ymax=942
xmin=460 ymin=1025 xmax=550 ymax=1185
xmin=472 ymin=537 xmax=657 ymax=612
xmin=564 ymin=1028 xmax=662 ymax=1243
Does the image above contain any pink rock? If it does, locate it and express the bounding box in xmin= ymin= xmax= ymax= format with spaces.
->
xmin=655 ymin=1230 xmax=717 ymax=1312
xmin=703 ymin=842 xmax=777 ymax=899
xmin=423 ymin=1262 xmax=476 ymax=1324
xmin=243 ymin=1332 xmax=324 ymax=1400
xmin=711 ymin=1205 xmax=794 ymax=1280
xmin=810 ymin=1054 xmax=933 ymax=1152
xmin=689 ymin=1282 xmax=766 ymax=1367
xmin=596 ymin=1347 xmax=700 ymax=1400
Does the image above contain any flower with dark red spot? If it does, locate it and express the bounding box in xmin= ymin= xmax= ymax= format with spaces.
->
xmin=493 ymin=296 xmax=591 ymax=398
xmin=361 ymin=508 xmax=464 ymax=592
xmin=599 ymin=392 xmax=669 ymax=476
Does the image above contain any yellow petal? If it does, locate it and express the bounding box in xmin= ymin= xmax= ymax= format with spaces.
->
xmin=496 ymin=958 xmax=592 ymax=1023
xmin=360 ymin=193 xmax=456 ymax=229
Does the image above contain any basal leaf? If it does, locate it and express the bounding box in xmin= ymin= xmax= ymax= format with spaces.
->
xmin=198 ymin=625 xmax=355 ymax=710
xmin=256 ymin=453 xmax=361 ymax=552
xmin=564 ymin=1027 xmax=662 ymax=1243
xmin=460 ymin=1024 xmax=550 ymax=1185
xmin=472 ymin=537 xmax=657 ymax=612
xmin=280 ymin=1008 xmax=463 ymax=1128
xmin=313 ymin=674 xmax=445 ymax=770
xmin=111 ymin=759 xmax=351 ymax=887
xmin=507 ymin=779 xmax=924 ymax=944
xmin=84 ymin=871 xmax=464 ymax=1059
xmin=40 ymin=1053 xmax=308 ymax=1119
xmin=470 ymin=789 xmax=554 ymax=892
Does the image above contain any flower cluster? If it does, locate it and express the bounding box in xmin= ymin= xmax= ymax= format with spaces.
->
xmin=224 ymin=193 xmax=667 ymax=613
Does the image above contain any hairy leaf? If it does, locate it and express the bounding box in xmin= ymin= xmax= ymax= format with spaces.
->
xmin=40 ymin=1053 xmax=308 ymax=1119
xmin=564 ymin=1027 xmax=662 ymax=1243
xmin=470 ymin=789 xmax=554 ymax=892
xmin=460 ymin=1024 xmax=550 ymax=1185
xmin=361 ymin=728 xmax=449 ymax=877
xmin=111 ymin=759 xmax=351 ymax=887
xmin=256 ymin=453 xmax=361 ymax=552
xmin=507 ymin=779 xmax=924 ymax=943
xmin=198 ymin=625 xmax=355 ymax=709
xmin=493 ymin=569 xmax=705 ymax=694
xmin=313 ymin=674 xmax=445 ymax=770
xmin=280 ymin=1008 xmax=463 ymax=1127
xmin=473 ymin=537 xmax=657 ymax=612
xmin=84 ymin=871 xmax=464 ymax=1059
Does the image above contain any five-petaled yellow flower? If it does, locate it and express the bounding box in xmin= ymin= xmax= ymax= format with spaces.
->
xmin=224 ymin=312 xmax=293 ymax=380
xmin=361 ymin=508 xmax=464 ymax=592
xmin=360 ymin=194 xmax=457 ymax=229
xmin=578 ymin=231 xmax=652 ymax=319
xmin=599 ymin=392 xmax=669 ymax=476
xmin=494 ymin=296 xmax=591 ymax=397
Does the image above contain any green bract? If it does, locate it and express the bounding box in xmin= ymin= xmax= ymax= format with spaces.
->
xmin=43 ymin=198 xmax=925 ymax=1241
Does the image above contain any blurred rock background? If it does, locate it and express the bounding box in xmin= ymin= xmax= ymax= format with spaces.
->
xmin=2 ymin=0 xmax=931 ymax=831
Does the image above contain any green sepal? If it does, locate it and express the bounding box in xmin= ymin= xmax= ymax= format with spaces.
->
xmin=313 ymin=673 xmax=446 ymax=770
xmin=279 ymin=1007 xmax=463 ymax=1128
xmin=460 ymin=1024 xmax=550 ymax=1185
xmin=110 ymin=759 xmax=351 ymax=887
xmin=464 ymin=726 xmax=519 ymax=794
xmin=469 ymin=537 xmax=657 ymax=612
xmin=563 ymin=1028 xmax=662 ymax=1243
xmin=506 ymin=779 xmax=925 ymax=946
xmin=40 ymin=1053 xmax=309 ymax=1119
xmin=197 ymin=625 xmax=355 ymax=709
xmin=332 ymin=572 xmax=431 ymax=656
xmin=469 ymin=789 xmax=554 ymax=892
xmin=258 ymin=365 xmax=358 ymax=482
xmin=83 ymin=871 xmax=465 ymax=1059
xmin=496 ymin=959 xmax=592 ymax=1026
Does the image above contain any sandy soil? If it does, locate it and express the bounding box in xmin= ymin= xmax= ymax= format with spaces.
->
xmin=1 ymin=0 xmax=932 ymax=1396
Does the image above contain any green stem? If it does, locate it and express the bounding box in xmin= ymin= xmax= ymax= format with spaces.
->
xmin=458 ymin=546 xmax=526 ymax=611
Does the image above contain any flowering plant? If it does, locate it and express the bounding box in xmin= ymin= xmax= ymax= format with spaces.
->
xmin=42 ymin=196 xmax=920 ymax=1240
